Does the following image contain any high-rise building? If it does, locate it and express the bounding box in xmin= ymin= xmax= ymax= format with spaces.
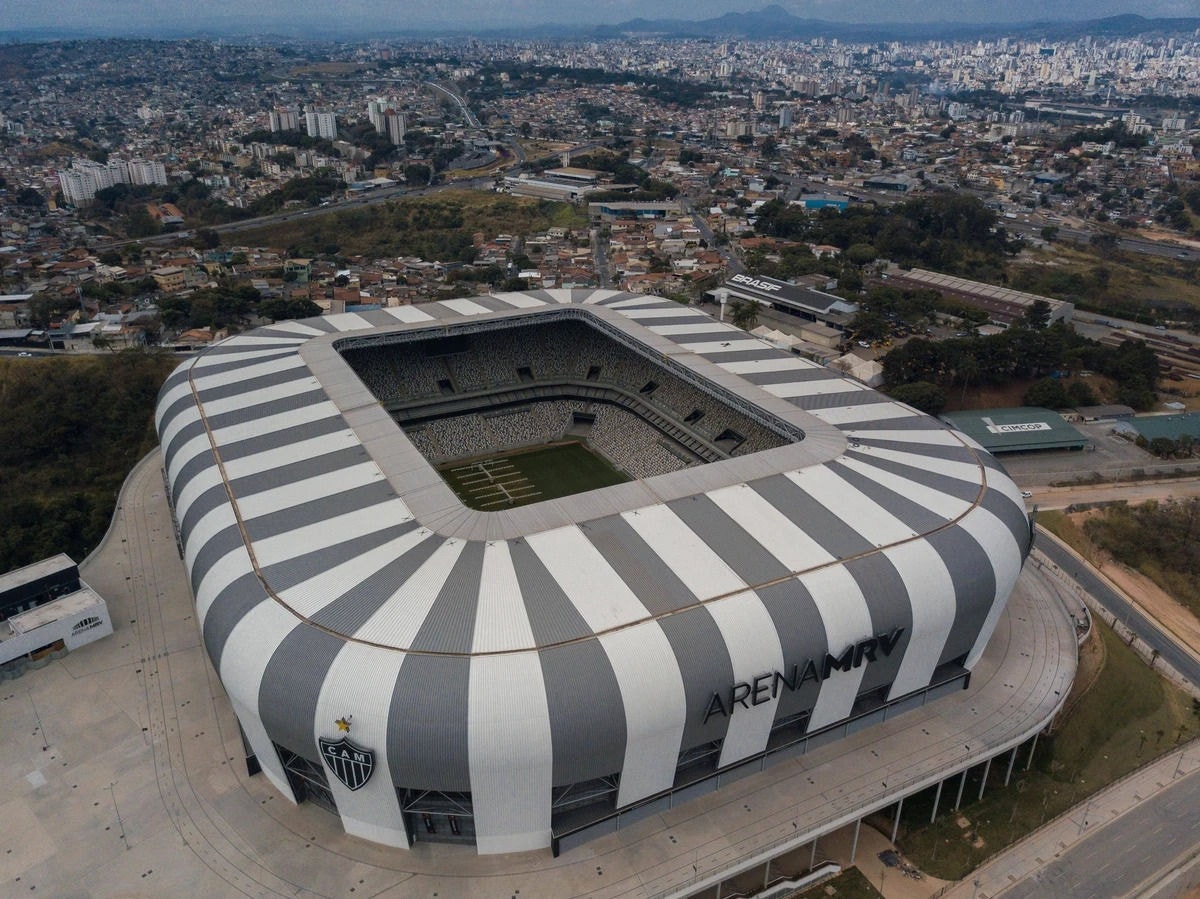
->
xmin=128 ymin=159 xmax=168 ymax=186
xmin=57 ymin=157 xmax=166 ymax=205
xmin=269 ymin=105 xmax=300 ymax=132
xmin=305 ymin=107 xmax=337 ymax=140
xmin=366 ymin=99 xmax=386 ymax=133
xmin=778 ymin=105 xmax=794 ymax=128
xmin=383 ymin=110 xmax=406 ymax=146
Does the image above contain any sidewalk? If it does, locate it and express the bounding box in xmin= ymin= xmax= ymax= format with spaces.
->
xmin=938 ymin=741 xmax=1200 ymax=898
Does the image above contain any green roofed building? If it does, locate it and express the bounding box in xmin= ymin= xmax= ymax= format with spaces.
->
xmin=1122 ymin=412 xmax=1200 ymax=443
xmin=941 ymin=407 xmax=1088 ymax=454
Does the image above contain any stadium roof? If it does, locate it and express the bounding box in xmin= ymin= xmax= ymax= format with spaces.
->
xmin=941 ymin=407 xmax=1088 ymax=453
xmin=159 ymin=285 xmax=1028 ymax=674
xmin=156 ymin=289 xmax=1030 ymax=852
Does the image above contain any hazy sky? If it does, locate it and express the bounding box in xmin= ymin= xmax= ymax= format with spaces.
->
xmin=6 ymin=0 xmax=1197 ymax=34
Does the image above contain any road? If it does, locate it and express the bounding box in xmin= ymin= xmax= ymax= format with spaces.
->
xmin=424 ymin=80 xmax=480 ymax=128
xmin=1034 ymin=527 xmax=1200 ymax=686
xmin=94 ymin=175 xmax=495 ymax=250
xmin=684 ymin=195 xmax=743 ymax=274
xmin=1025 ymin=478 xmax=1200 ymax=510
xmin=591 ymin=225 xmax=610 ymax=288
xmin=999 ymin=766 xmax=1200 ymax=899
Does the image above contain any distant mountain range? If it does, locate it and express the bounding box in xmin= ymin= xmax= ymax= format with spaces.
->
xmin=589 ymin=7 xmax=1200 ymax=42
xmin=1 ymin=6 xmax=1198 ymax=43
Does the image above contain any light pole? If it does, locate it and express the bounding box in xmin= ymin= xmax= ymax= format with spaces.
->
xmin=1077 ymin=797 xmax=1094 ymax=836
xmin=28 ymin=689 xmax=48 ymax=751
xmin=109 ymin=782 xmax=129 ymax=850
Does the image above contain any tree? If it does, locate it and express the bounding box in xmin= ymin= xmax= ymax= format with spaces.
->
xmin=849 ymin=310 xmax=889 ymax=343
xmin=405 ymin=164 xmax=432 ymax=186
xmin=1024 ymin=299 xmax=1053 ymax=330
xmin=1148 ymin=437 xmax=1176 ymax=459
xmin=729 ymin=299 xmax=759 ymax=331
xmin=888 ymin=381 xmax=947 ymax=415
xmin=1040 ymin=225 xmax=1059 ymax=242
xmin=1024 ymin=377 xmax=1068 ymax=409
xmin=16 ymin=187 xmax=45 ymax=208
xmin=258 ymin=298 xmax=322 ymax=322
xmin=846 ymin=243 xmax=878 ymax=266
xmin=1066 ymin=381 xmax=1099 ymax=407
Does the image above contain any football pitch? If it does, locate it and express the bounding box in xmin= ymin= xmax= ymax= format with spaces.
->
xmin=440 ymin=442 xmax=629 ymax=510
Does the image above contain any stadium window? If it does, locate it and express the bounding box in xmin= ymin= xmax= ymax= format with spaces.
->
xmin=673 ymin=740 xmax=723 ymax=787
xmin=586 ymin=365 xmax=601 ymax=381
xmin=639 ymin=380 xmax=659 ymax=395
xmin=683 ymin=408 xmax=705 ymax=424
xmin=851 ymin=684 xmax=889 ymax=716
xmin=437 ymin=378 xmax=455 ymax=395
xmin=766 ymin=710 xmax=811 ymax=751
xmin=517 ymin=366 xmax=534 ymax=383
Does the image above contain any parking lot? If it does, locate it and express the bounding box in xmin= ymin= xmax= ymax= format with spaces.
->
xmin=999 ymin=419 xmax=1200 ymax=487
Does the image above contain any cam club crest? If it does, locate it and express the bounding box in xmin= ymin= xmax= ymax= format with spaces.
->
xmin=319 ymin=735 xmax=375 ymax=791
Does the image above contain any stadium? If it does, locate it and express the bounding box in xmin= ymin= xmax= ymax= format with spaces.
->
xmin=155 ymin=289 xmax=1031 ymax=856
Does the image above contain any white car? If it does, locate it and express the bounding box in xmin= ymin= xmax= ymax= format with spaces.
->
xmin=1020 ymin=490 xmax=1033 ymax=498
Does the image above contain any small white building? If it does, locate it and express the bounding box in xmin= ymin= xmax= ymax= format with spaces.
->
xmin=0 ymin=555 xmax=113 ymax=672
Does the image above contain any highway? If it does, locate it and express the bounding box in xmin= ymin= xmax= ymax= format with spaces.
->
xmin=424 ymin=79 xmax=481 ymax=128
xmin=93 ymin=175 xmax=496 ymax=250
xmin=1000 ymin=770 xmax=1200 ymax=899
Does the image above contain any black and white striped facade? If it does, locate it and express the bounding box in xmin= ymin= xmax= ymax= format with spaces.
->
xmin=155 ymin=289 xmax=1032 ymax=855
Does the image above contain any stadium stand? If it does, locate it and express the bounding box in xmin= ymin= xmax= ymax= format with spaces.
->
xmin=340 ymin=320 xmax=786 ymax=476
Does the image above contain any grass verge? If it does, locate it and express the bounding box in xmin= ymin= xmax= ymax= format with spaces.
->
xmin=894 ymin=618 xmax=1200 ymax=880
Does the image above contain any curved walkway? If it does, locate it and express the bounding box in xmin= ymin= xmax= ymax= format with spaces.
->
xmin=0 ymin=449 xmax=1076 ymax=899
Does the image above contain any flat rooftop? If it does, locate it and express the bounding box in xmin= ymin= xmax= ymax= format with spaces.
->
xmin=0 ymin=552 xmax=75 ymax=597
xmin=7 ymin=586 xmax=105 ymax=635
xmin=942 ymin=407 xmax=1089 ymax=454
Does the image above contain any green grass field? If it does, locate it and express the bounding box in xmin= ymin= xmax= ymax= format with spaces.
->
xmin=896 ymin=616 xmax=1200 ymax=879
xmin=439 ymin=442 xmax=629 ymax=510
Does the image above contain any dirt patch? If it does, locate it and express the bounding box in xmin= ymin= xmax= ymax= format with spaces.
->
xmin=945 ymin=381 xmax=1032 ymax=412
xmin=1056 ymin=509 xmax=1200 ymax=658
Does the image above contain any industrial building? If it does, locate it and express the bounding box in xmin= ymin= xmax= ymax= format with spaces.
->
xmin=708 ymin=272 xmax=859 ymax=331
xmin=879 ymin=265 xmax=1074 ymax=326
xmin=941 ymin=407 xmax=1089 ymax=454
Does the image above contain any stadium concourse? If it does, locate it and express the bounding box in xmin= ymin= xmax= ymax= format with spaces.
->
xmin=155 ymin=288 xmax=1041 ymax=859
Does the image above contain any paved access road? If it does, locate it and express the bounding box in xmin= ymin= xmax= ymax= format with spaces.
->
xmin=1034 ymin=529 xmax=1200 ymax=687
xmin=1026 ymin=479 xmax=1200 ymax=511
xmin=1000 ymin=766 xmax=1200 ymax=899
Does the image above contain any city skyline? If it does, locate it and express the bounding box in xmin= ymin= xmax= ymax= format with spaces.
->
xmin=4 ymin=0 xmax=1200 ymax=37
